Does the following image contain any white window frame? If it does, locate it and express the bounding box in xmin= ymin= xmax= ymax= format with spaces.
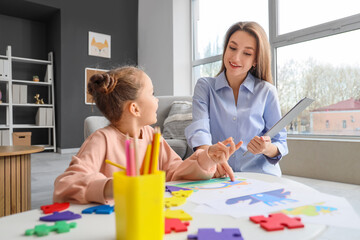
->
xmin=191 ymin=0 xmax=223 ymax=90
xmin=269 ymin=0 xmax=360 ymax=142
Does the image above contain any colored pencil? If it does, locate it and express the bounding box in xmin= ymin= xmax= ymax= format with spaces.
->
xmin=141 ymin=143 xmax=152 ymax=175
xmin=134 ymin=136 xmax=140 ymax=176
xmin=125 ymin=135 xmax=131 ymax=176
xmin=150 ymin=126 xmax=161 ymax=174
xmin=105 ymin=159 xmax=126 ymax=170
xmin=129 ymin=140 xmax=136 ymax=176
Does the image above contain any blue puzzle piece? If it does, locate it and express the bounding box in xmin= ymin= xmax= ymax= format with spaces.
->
xmin=81 ymin=205 xmax=114 ymax=214
xmin=166 ymin=185 xmax=191 ymax=193
xmin=188 ymin=228 xmax=244 ymax=240
xmin=40 ymin=211 xmax=81 ymax=222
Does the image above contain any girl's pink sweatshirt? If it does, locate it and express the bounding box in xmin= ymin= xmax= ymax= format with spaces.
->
xmin=53 ymin=125 xmax=217 ymax=204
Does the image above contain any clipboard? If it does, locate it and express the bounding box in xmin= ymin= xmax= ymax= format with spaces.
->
xmin=243 ymin=97 xmax=314 ymax=156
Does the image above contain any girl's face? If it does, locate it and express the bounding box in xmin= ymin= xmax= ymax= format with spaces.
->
xmin=223 ymin=30 xmax=257 ymax=81
xmin=136 ymin=72 xmax=159 ymax=126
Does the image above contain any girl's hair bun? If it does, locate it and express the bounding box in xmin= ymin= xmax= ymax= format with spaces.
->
xmin=88 ymin=73 xmax=117 ymax=95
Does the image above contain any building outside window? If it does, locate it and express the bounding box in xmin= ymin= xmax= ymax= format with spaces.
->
xmin=191 ymin=0 xmax=360 ymax=139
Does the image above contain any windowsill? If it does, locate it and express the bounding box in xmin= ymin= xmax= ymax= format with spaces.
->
xmin=288 ymin=134 xmax=360 ymax=142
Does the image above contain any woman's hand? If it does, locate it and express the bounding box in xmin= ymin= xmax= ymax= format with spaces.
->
xmin=247 ymin=136 xmax=279 ymax=158
xmin=208 ymin=137 xmax=243 ymax=181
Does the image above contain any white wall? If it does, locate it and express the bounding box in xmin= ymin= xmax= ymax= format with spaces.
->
xmin=138 ymin=0 xmax=191 ymax=96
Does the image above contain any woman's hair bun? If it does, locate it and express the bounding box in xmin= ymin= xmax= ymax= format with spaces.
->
xmin=88 ymin=73 xmax=117 ymax=95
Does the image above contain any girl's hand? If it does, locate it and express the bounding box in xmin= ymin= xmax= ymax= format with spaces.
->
xmin=104 ymin=179 xmax=113 ymax=200
xmin=247 ymin=136 xmax=279 ymax=157
xmin=208 ymin=137 xmax=243 ymax=181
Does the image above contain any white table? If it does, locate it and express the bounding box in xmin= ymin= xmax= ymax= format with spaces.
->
xmin=0 ymin=172 xmax=326 ymax=240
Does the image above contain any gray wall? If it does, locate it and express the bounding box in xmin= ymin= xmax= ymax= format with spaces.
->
xmin=281 ymin=139 xmax=360 ymax=185
xmin=0 ymin=0 xmax=138 ymax=151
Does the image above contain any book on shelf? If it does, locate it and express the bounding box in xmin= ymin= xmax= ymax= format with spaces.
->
xmin=12 ymin=84 xmax=20 ymax=104
xmin=0 ymin=59 xmax=10 ymax=80
xmin=20 ymin=85 xmax=27 ymax=104
xmin=36 ymin=108 xmax=47 ymax=126
xmin=0 ymin=59 xmax=3 ymax=79
xmin=1 ymin=130 xmax=10 ymax=146
xmin=44 ymin=64 xmax=53 ymax=83
xmin=46 ymin=108 xmax=53 ymax=126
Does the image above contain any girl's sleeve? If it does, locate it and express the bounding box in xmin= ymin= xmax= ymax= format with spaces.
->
xmin=263 ymin=86 xmax=289 ymax=163
xmin=185 ymin=78 xmax=213 ymax=149
xmin=53 ymin=132 xmax=111 ymax=204
xmin=159 ymin=137 xmax=216 ymax=182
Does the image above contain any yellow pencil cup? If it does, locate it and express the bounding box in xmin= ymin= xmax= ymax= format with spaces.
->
xmin=113 ymin=171 xmax=165 ymax=240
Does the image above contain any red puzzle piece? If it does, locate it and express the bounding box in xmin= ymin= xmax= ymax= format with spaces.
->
xmin=165 ymin=218 xmax=190 ymax=234
xmin=41 ymin=202 xmax=70 ymax=214
xmin=250 ymin=213 xmax=304 ymax=231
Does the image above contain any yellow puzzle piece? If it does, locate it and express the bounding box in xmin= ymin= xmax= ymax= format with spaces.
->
xmin=165 ymin=209 xmax=192 ymax=221
xmin=171 ymin=190 xmax=193 ymax=198
xmin=164 ymin=196 xmax=186 ymax=208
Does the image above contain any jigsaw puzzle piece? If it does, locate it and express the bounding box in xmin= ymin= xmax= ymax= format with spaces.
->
xmin=165 ymin=209 xmax=192 ymax=221
xmin=25 ymin=221 xmax=77 ymax=236
xmin=40 ymin=202 xmax=70 ymax=214
xmin=40 ymin=211 xmax=82 ymax=222
xmin=250 ymin=213 xmax=304 ymax=231
xmin=172 ymin=190 xmax=193 ymax=198
xmin=165 ymin=218 xmax=190 ymax=234
xmin=165 ymin=185 xmax=191 ymax=193
xmin=82 ymin=205 xmax=114 ymax=214
xmin=187 ymin=228 xmax=243 ymax=240
xmin=165 ymin=196 xmax=187 ymax=208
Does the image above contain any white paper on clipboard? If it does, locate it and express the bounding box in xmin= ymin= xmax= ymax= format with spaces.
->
xmin=243 ymin=97 xmax=314 ymax=156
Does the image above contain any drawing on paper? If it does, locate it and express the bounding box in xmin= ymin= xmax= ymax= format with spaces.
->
xmin=281 ymin=202 xmax=338 ymax=216
xmin=174 ymin=177 xmax=249 ymax=192
xmin=226 ymin=188 xmax=298 ymax=206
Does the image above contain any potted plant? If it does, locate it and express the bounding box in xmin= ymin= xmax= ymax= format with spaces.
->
xmin=33 ymin=75 xmax=39 ymax=82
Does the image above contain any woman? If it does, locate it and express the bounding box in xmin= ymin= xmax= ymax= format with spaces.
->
xmin=185 ymin=21 xmax=288 ymax=178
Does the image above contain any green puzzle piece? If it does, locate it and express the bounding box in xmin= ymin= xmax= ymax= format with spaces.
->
xmin=25 ymin=221 xmax=77 ymax=237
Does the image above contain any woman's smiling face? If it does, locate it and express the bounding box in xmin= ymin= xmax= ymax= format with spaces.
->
xmin=223 ymin=30 xmax=257 ymax=81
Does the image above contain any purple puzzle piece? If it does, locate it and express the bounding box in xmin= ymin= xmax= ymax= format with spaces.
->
xmin=82 ymin=205 xmax=114 ymax=214
xmin=165 ymin=185 xmax=191 ymax=193
xmin=188 ymin=228 xmax=243 ymax=240
xmin=40 ymin=211 xmax=82 ymax=222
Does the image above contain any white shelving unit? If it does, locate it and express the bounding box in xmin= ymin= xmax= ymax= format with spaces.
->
xmin=0 ymin=45 xmax=56 ymax=151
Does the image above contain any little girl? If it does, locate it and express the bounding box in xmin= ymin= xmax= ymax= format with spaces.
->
xmin=53 ymin=66 xmax=242 ymax=204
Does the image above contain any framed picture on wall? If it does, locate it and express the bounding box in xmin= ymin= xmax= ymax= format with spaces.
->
xmin=85 ymin=67 xmax=108 ymax=105
xmin=88 ymin=31 xmax=111 ymax=58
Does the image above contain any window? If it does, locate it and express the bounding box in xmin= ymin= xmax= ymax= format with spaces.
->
xmin=273 ymin=0 xmax=360 ymax=138
xmin=277 ymin=0 xmax=360 ymax=34
xmin=191 ymin=0 xmax=268 ymax=88
xmin=191 ymin=0 xmax=360 ymax=139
